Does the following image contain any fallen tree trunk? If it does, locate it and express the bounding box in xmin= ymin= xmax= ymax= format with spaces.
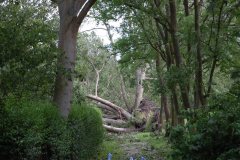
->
xmin=103 ymin=115 xmax=120 ymax=119
xmin=96 ymin=103 xmax=119 ymax=115
xmin=152 ymin=107 xmax=161 ymax=110
xmin=103 ymin=118 xmax=127 ymax=125
xmin=103 ymin=124 xmax=146 ymax=133
xmin=87 ymin=94 xmax=132 ymax=120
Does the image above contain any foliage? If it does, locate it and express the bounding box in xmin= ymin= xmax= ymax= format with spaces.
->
xmin=0 ymin=97 xmax=71 ymax=160
xmin=230 ymin=66 xmax=240 ymax=99
xmin=169 ymin=93 xmax=240 ymax=160
xmin=0 ymin=2 xmax=59 ymax=101
xmin=0 ymin=97 xmax=105 ymax=160
xmin=145 ymin=114 xmax=154 ymax=132
xmin=68 ymin=103 xmax=105 ymax=159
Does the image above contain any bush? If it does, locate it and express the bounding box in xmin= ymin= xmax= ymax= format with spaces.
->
xmin=68 ymin=103 xmax=105 ymax=159
xmin=169 ymin=93 xmax=240 ymax=160
xmin=0 ymin=97 xmax=71 ymax=160
xmin=0 ymin=97 xmax=105 ymax=160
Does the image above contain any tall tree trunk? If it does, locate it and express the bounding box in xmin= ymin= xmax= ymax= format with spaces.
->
xmin=169 ymin=0 xmax=192 ymax=110
xmin=194 ymin=0 xmax=206 ymax=106
xmin=207 ymin=2 xmax=224 ymax=97
xmin=53 ymin=18 xmax=78 ymax=117
xmin=171 ymin=96 xmax=178 ymax=127
xmin=95 ymin=70 xmax=100 ymax=96
xmin=159 ymin=98 xmax=164 ymax=132
xmin=133 ymin=68 xmax=145 ymax=110
xmin=53 ymin=0 xmax=97 ymax=117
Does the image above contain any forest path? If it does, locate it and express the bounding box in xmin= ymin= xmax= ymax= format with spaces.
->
xmin=97 ymin=132 xmax=170 ymax=160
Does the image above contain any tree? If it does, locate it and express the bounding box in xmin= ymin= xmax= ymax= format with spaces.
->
xmin=90 ymin=0 xmax=240 ymax=130
xmin=0 ymin=1 xmax=59 ymax=101
xmin=52 ymin=0 xmax=97 ymax=117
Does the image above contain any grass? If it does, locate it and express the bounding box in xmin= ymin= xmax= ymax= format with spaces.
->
xmin=94 ymin=132 xmax=171 ymax=160
xmin=136 ymin=132 xmax=172 ymax=158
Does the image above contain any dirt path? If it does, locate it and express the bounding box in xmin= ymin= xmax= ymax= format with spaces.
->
xmin=103 ymin=132 xmax=169 ymax=160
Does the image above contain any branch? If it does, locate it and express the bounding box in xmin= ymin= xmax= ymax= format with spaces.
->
xmin=81 ymin=28 xmax=108 ymax=32
xmin=144 ymin=77 xmax=157 ymax=80
xmin=76 ymin=0 xmax=97 ymax=25
xmin=124 ymin=2 xmax=171 ymax=32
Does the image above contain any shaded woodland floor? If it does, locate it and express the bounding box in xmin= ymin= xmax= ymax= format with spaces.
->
xmin=95 ymin=132 xmax=171 ymax=160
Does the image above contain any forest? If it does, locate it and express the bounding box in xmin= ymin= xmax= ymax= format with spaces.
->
xmin=0 ymin=0 xmax=240 ymax=159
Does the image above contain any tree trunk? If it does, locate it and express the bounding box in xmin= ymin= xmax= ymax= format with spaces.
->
xmin=103 ymin=124 xmax=146 ymax=133
xmin=86 ymin=94 xmax=132 ymax=120
xmin=96 ymin=103 xmax=119 ymax=115
xmin=133 ymin=68 xmax=145 ymax=110
xmin=169 ymin=0 xmax=192 ymax=111
xmin=159 ymin=99 xmax=163 ymax=132
xmin=103 ymin=118 xmax=127 ymax=125
xmin=194 ymin=0 xmax=206 ymax=106
xmin=53 ymin=15 xmax=78 ymax=118
xmin=171 ymin=96 xmax=178 ymax=127
xmin=95 ymin=70 xmax=99 ymax=96
xmin=53 ymin=0 xmax=97 ymax=117
xmin=206 ymin=2 xmax=224 ymax=97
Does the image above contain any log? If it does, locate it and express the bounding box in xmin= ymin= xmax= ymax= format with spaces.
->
xmin=87 ymin=94 xmax=132 ymax=120
xmin=96 ymin=103 xmax=119 ymax=115
xmin=103 ymin=124 xmax=146 ymax=133
xmin=152 ymin=107 xmax=161 ymax=110
xmin=103 ymin=118 xmax=127 ymax=125
xmin=103 ymin=115 xmax=120 ymax=119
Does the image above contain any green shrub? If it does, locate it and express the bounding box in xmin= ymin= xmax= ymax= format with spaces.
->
xmin=0 ymin=97 xmax=71 ymax=160
xmin=68 ymin=103 xmax=105 ymax=160
xmin=169 ymin=93 xmax=240 ymax=160
xmin=0 ymin=97 xmax=105 ymax=160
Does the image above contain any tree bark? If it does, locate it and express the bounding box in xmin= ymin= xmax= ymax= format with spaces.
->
xmin=103 ymin=124 xmax=146 ymax=133
xmin=103 ymin=118 xmax=127 ymax=125
xmin=96 ymin=103 xmax=119 ymax=115
xmin=171 ymin=96 xmax=178 ymax=127
xmin=206 ymin=2 xmax=224 ymax=97
xmin=133 ymin=68 xmax=145 ymax=110
xmin=103 ymin=115 xmax=120 ymax=119
xmin=194 ymin=0 xmax=206 ymax=106
xmin=169 ymin=0 xmax=192 ymax=110
xmin=159 ymin=98 xmax=163 ymax=132
xmin=53 ymin=12 xmax=78 ymax=118
xmin=53 ymin=0 xmax=97 ymax=117
xmin=87 ymin=94 xmax=132 ymax=120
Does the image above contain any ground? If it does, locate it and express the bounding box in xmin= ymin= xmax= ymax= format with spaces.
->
xmin=95 ymin=132 xmax=171 ymax=160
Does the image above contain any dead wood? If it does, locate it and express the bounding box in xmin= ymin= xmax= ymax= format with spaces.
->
xmin=96 ymin=103 xmax=119 ymax=115
xmin=87 ymin=94 xmax=132 ymax=120
xmin=103 ymin=115 xmax=120 ymax=119
xmin=103 ymin=118 xmax=127 ymax=125
xmin=103 ymin=124 xmax=146 ymax=133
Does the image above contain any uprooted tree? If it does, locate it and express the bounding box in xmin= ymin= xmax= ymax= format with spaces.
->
xmin=76 ymin=18 xmax=169 ymax=133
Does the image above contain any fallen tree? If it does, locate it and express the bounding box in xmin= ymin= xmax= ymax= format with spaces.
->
xmin=87 ymin=94 xmax=132 ymax=120
xmin=103 ymin=124 xmax=146 ymax=133
xmin=103 ymin=118 xmax=127 ymax=125
xmin=88 ymin=93 xmax=153 ymax=133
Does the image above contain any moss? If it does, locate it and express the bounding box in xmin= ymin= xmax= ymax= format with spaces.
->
xmin=145 ymin=114 xmax=154 ymax=132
